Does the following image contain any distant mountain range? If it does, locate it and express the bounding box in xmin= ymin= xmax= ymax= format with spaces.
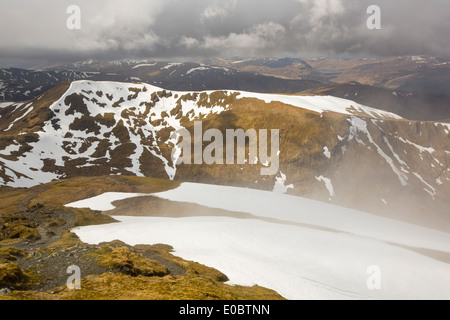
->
xmin=207 ymin=56 xmax=450 ymax=95
xmin=0 ymin=60 xmax=320 ymax=101
xmin=207 ymin=56 xmax=450 ymax=121
xmin=1 ymin=56 xmax=449 ymax=121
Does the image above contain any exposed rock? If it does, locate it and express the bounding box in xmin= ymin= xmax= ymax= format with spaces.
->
xmin=0 ymin=288 xmax=12 ymax=295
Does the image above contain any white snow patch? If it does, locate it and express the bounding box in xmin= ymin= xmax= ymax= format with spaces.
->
xmin=323 ymin=146 xmax=331 ymax=159
xmin=132 ymin=63 xmax=157 ymax=69
xmin=186 ymin=67 xmax=210 ymax=75
xmin=348 ymin=117 xmax=408 ymax=186
xmin=273 ymin=171 xmax=294 ymax=194
xmin=66 ymin=192 xmax=146 ymax=211
xmin=413 ymin=172 xmax=436 ymax=198
xmin=398 ymin=137 xmax=435 ymax=154
xmin=4 ymin=106 xmax=34 ymax=131
xmin=383 ymin=136 xmax=407 ymax=166
xmin=162 ymin=63 xmax=182 ymax=70
xmin=315 ymin=175 xmax=335 ymax=199
xmin=0 ymin=102 xmax=15 ymax=109
xmin=71 ymin=183 xmax=450 ymax=300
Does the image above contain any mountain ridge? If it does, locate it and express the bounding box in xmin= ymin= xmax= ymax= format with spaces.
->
xmin=0 ymin=80 xmax=449 ymax=231
xmin=2 ymin=57 xmax=449 ymax=122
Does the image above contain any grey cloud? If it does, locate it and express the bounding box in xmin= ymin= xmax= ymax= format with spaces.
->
xmin=0 ymin=0 xmax=448 ymax=66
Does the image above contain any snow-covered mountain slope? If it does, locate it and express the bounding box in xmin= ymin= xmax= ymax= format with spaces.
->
xmin=0 ymin=80 xmax=234 ymax=186
xmin=0 ymin=80 xmax=402 ymax=185
xmin=0 ymin=80 xmax=449 ymax=230
xmin=69 ymin=183 xmax=450 ymax=300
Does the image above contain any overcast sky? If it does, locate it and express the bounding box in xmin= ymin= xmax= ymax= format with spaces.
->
xmin=0 ymin=0 xmax=449 ymax=66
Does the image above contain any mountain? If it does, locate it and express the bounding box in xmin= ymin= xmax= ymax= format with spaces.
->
xmin=211 ymin=56 xmax=450 ymax=95
xmin=207 ymin=56 xmax=450 ymax=121
xmin=0 ymin=61 xmax=321 ymax=102
xmin=204 ymin=57 xmax=320 ymax=80
xmin=297 ymin=82 xmax=450 ymax=121
xmin=0 ymin=68 xmax=97 ymax=101
xmin=0 ymin=80 xmax=449 ymax=232
xmin=2 ymin=57 xmax=448 ymax=123
xmin=304 ymin=56 xmax=450 ymax=95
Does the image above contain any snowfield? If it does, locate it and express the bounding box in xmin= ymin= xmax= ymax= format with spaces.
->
xmin=69 ymin=182 xmax=450 ymax=300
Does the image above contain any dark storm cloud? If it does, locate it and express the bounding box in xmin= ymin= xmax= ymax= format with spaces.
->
xmin=0 ymin=0 xmax=449 ymax=66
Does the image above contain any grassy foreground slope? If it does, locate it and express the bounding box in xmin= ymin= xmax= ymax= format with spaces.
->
xmin=0 ymin=176 xmax=284 ymax=300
